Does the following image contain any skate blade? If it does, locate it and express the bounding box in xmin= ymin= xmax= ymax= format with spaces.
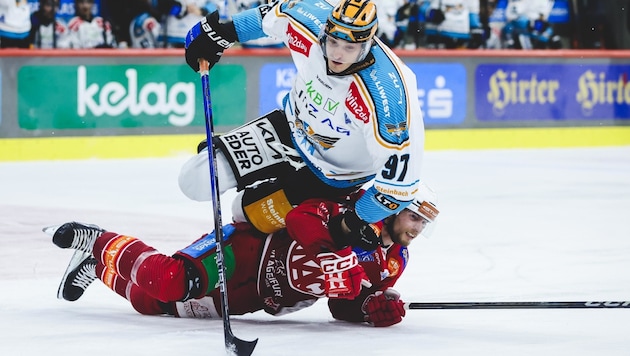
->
xmin=42 ymin=224 xmax=62 ymax=237
xmin=57 ymin=250 xmax=92 ymax=300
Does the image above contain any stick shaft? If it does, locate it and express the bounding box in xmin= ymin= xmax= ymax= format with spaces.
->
xmin=199 ymin=60 xmax=257 ymax=356
xmin=405 ymin=301 xmax=630 ymax=309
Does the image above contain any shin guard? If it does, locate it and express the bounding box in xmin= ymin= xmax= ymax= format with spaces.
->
xmin=94 ymin=232 xmax=188 ymax=302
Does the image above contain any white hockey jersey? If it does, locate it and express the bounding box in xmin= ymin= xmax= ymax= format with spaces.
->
xmin=67 ymin=16 xmax=115 ymax=48
xmin=505 ymin=0 xmax=554 ymax=22
xmin=0 ymin=0 xmax=31 ymax=39
xmin=30 ymin=17 xmax=71 ymax=49
xmin=425 ymin=0 xmax=481 ymax=39
xmin=232 ymin=0 xmax=424 ymax=222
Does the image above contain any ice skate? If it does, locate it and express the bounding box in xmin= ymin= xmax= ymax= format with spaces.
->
xmin=44 ymin=221 xmax=105 ymax=253
xmin=57 ymin=250 xmax=97 ymax=301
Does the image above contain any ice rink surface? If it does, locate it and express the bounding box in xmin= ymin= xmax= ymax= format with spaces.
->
xmin=1 ymin=147 xmax=629 ymax=355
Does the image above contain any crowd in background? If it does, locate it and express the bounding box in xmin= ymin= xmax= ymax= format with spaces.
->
xmin=0 ymin=0 xmax=627 ymax=50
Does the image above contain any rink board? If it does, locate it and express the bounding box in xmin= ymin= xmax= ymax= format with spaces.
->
xmin=1 ymin=126 xmax=628 ymax=161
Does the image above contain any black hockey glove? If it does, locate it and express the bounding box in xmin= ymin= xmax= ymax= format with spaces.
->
xmin=468 ymin=28 xmax=485 ymax=49
xmin=329 ymin=210 xmax=381 ymax=251
xmin=427 ymin=8 xmax=445 ymax=25
xmin=184 ymin=11 xmax=237 ymax=72
xmin=197 ymin=138 xmax=208 ymax=153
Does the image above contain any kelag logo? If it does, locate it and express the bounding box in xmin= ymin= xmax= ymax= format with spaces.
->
xmin=18 ymin=64 xmax=246 ymax=130
xmin=408 ymin=63 xmax=467 ymax=126
xmin=476 ymin=64 xmax=630 ymax=120
xmin=259 ymin=63 xmax=296 ymax=116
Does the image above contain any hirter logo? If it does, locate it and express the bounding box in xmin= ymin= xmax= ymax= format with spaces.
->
xmin=346 ymin=82 xmax=370 ymax=123
xmin=286 ymin=23 xmax=311 ymax=56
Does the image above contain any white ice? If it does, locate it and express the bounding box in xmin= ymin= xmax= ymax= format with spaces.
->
xmin=1 ymin=147 xmax=629 ymax=356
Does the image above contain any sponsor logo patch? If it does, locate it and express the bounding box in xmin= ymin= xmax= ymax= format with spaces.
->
xmin=219 ymin=118 xmax=284 ymax=177
xmin=346 ymin=82 xmax=370 ymax=123
xmin=286 ymin=23 xmax=311 ymax=56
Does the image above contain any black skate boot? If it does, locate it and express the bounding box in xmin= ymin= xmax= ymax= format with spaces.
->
xmin=58 ymin=250 xmax=97 ymax=301
xmin=44 ymin=221 xmax=105 ymax=254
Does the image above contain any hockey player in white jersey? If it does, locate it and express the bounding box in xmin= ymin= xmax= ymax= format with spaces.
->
xmin=182 ymin=0 xmax=424 ymax=250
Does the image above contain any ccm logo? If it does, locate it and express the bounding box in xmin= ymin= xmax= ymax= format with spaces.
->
xmin=585 ymin=301 xmax=630 ymax=307
xmin=320 ymin=254 xmax=357 ymax=274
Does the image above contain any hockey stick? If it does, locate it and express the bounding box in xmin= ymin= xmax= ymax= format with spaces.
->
xmin=199 ymin=59 xmax=258 ymax=356
xmin=405 ymin=301 xmax=630 ymax=310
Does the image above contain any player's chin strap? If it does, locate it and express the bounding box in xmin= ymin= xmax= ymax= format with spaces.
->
xmin=404 ymin=301 xmax=630 ymax=309
xmin=326 ymin=52 xmax=376 ymax=76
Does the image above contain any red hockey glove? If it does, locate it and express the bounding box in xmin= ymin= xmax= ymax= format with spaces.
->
xmin=317 ymin=247 xmax=372 ymax=300
xmin=362 ymin=288 xmax=406 ymax=327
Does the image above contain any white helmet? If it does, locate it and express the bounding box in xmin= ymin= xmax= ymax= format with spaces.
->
xmin=405 ymin=182 xmax=440 ymax=237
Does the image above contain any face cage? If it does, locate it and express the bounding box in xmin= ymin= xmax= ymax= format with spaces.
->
xmin=318 ymin=29 xmax=372 ymax=64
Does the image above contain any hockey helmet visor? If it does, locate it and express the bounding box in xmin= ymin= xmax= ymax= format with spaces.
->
xmin=405 ymin=183 xmax=440 ymax=238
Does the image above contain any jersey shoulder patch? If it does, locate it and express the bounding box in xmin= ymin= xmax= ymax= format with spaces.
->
xmin=358 ymin=47 xmax=411 ymax=145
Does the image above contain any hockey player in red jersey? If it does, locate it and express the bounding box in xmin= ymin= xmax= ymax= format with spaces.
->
xmin=48 ymin=184 xmax=438 ymax=327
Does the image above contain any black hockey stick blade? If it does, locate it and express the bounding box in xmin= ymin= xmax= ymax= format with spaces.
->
xmin=226 ymin=332 xmax=258 ymax=356
xmin=405 ymin=301 xmax=630 ymax=309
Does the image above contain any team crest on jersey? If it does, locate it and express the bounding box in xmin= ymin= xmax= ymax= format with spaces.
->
xmin=346 ymin=82 xmax=370 ymax=123
xmin=286 ymin=241 xmax=326 ymax=297
xmin=385 ymin=121 xmax=407 ymax=137
xmin=387 ymin=257 xmax=401 ymax=278
xmin=315 ymin=201 xmax=331 ymax=221
xmin=263 ymin=296 xmax=281 ymax=312
xmin=295 ymin=118 xmax=340 ymax=151
xmin=286 ymin=23 xmax=311 ymax=56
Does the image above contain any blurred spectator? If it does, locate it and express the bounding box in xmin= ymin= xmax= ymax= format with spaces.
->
xmin=29 ymin=0 xmax=70 ymax=48
xmin=100 ymin=0 xmax=163 ymax=48
xmin=423 ymin=0 xmax=484 ymax=49
xmin=374 ymin=0 xmax=405 ymax=48
xmin=160 ymin=0 xmax=220 ymax=48
xmin=129 ymin=11 xmax=161 ymax=48
xmin=497 ymin=0 xmax=561 ymax=49
xmin=392 ymin=0 xmax=424 ymax=49
xmin=67 ymin=0 xmax=116 ymax=48
xmin=589 ymin=0 xmax=630 ymax=49
xmin=0 ymin=0 xmax=32 ymax=48
xmin=478 ymin=0 xmax=498 ymax=48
